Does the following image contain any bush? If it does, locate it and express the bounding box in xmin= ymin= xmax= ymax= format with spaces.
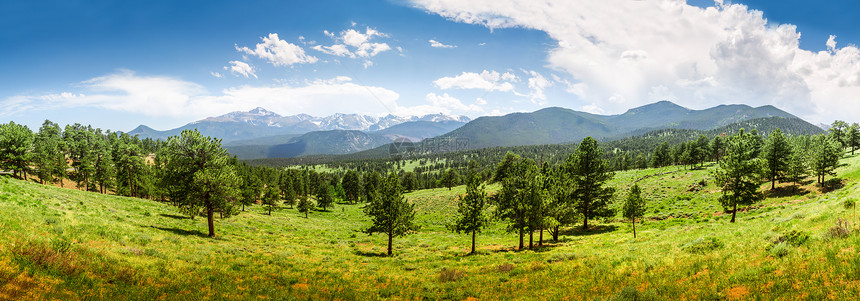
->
xmin=826 ymin=218 xmax=852 ymax=240
xmin=681 ymin=237 xmax=723 ymax=254
xmin=438 ymin=268 xmax=465 ymax=282
xmin=768 ymin=242 xmax=790 ymax=258
xmin=844 ymin=199 xmax=856 ymax=210
xmin=778 ymin=230 xmax=810 ymax=247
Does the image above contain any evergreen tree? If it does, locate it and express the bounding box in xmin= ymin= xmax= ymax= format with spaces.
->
xmin=494 ymin=157 xmax=535 ymax=250
xmin=296 ymin=193 xmax=314 ymax=218
xmin=565 ymin=137 xmax=616 ymax=229
xmin=442 ymin=168 xmax=459 ymax=190
xmin=449 ymin=174 xmax=488 ymax=254
xmin=239 ymin=173 xmax=261 ymax=211
xmin=401 ymin=171 xmax=418 ymax=192
xmin=0 ymin=121 xmax=34 ymax=180
xmin=316 ymin=184 xmax=335 ymax=211
xmin=710 ymin=135 xmax=725 ymax=161
xmin=362 ymin=171 xmax=382 ymax=203
xmin=712 ymin=129 xmax=764 ymax=223
xmin=32 ymin=120 xmax=65 ymax=185
xmin=651 ymin=141 xmax=671 ymax=168
xmin=158 ymin=129 xmax=241 ymax=237
xmin=622 ymin=184 xmax=647 ymax=238
xmin=493 ymin=152 xmax=520 ymax=182
xmin=785 ymin=141 xmax=808 ymax=188
xmin=847 ymin=122 xmax=860 ymax=155
xmin=262 ymin=186 xmax=280 ymax=215
xmin=363 ymin=172 xmax=416 ymax=256
xmin=279 ymin=174 xmax=296 ymax=208
xmin=341 ymin=170 xmax=362 ymax=203
xmin=694 ymin=134 xmax=711 ymax=167
xmin=761 ymin=128 xmax=791 ymax=190
xmin=113 ymin=133 xmax=146 ymax=197
xmin=91 ymin=130 xmax=115 ymax=194
xmin=830 ymin=120 xmax=848 ymax=148
xmin=811 ymin=135 xmax=842 ymax=185
xmin=545 ymin=165 xmax=579 ymax=242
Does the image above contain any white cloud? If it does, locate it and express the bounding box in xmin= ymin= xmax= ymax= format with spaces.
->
xmin=523 ymin=70 xmax=551 ymax=105
xmin=224 ymin=61 xmax=257 ymax=79
xmin=363 ymin=60 xmax=374 ymax=69
xmin=412 ymin=0 xmax=860 ymax=123
xmin=433 ymin=70 xmax=517 ymax=91
xmin=312 ymin=27 xmax=392 ymax=59
xmin=1 ymin=71 xmax=487 ymax=121
xmin=236 ymin=33 xmax=318 ymax=66
xmin=210 ymin=72 xmax=223 ymax=78
xmin=429 ymin=39 xmax=457 ymax=48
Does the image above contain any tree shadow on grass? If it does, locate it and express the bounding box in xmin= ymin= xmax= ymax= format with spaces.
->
xmin=559 ymin=225 xmax=618 ymax=237
xmin=150 ymin=226 xmax=208 ymax=238
xmin=159 ymin=213 xmax=188 ymax=220
xmin=765 ymin=185 xmax=810 ymax=198
xmin=820 ymin=178 xmax=845 ymax=193
xmin=353 ymin=250 xmax=389 ymax=258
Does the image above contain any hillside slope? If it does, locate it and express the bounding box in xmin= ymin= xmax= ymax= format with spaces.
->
xmin=2 ymin=154 xmax=859 ymax=299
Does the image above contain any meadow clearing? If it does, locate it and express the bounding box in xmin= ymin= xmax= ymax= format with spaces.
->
xmin=1 ymin=154 xmax=859 ymax=300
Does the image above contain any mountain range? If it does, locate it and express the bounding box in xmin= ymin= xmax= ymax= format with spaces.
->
xmin=128 ymin=107 xmax=471 ymax=143
xmin=128 ymin=101 xmax=822 ymax=160
xmin=439 ymin=101 xmax=813 ymax=149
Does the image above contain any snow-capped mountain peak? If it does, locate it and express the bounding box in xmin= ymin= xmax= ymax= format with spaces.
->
xmin=193 ymin=107 xmax=470 ymax=132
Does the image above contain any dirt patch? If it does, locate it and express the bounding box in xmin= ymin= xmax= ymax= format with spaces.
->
xmin=726 ymin=286 xmax=749 ymax=300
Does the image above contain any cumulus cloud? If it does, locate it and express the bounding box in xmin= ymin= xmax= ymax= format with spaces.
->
xmin=312 ymin=27 xmax=392 ymax=59
xmin=0 ymin=71 xmax=484 ymax=120
xmin=433 ymin=70 xmax=517 ymax=91
xmin=522 ymin=70 xmax=551 ymax=105
xmin=210 ymin=72 xmax=223 ymax=78
xmin=429 ymin=39 xmax=456 ymax=48
xmin=236 ymin=33 xmax=318 ymax=66
xmin=224 ymin=61 xmax=257 ymax=78
xmin=412 ymin=0 xmax=860 ymax=123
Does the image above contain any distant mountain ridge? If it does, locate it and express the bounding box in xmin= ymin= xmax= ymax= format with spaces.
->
xmin=128 ymin=107 xmax=470 ymax=142
xmin=440 ymin=100 xmax=809 ymax=149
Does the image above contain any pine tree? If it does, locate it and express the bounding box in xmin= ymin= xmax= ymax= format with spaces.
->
xmin=847 ymin=122 xmax=860 ymax=156
xmin=0 ymin=121 xmax=34 ymax=180
xmin=341 ymin=170 xmax=362 ymax=203
xmin=811 ymin=135 xmax=842 ymax=185
xmin=296 ymin=194 xmax=314 ymax=218
xmin=362 ymin=171 xmax=382 ymax=203
xmin=495 ymin=157 xmax=536 ymax=250
xmin=622 ymin=184 xmax=647 ymax=238
xmin=565 ymin=137 xmax=616 ymax=230
xmin=442 ymin=168 xmax=459 ymax=190
xmin=712 ymin=129 xmax=764 ymax=223
xmin=762 ymin=128 xmax=791 ymax=190
xmin=785 ymin=142 xmax=808 ymax=188
xmin=262 ymin=186 xmax=280 ymax=215
xmin=32 ymin=120 xmax=65 ymax=185
xmin=450 ymin=174 xmax=488 ymax=255
xmin=316 ymin=184 xmax=335 ymax=211
xmin=158 ymin=129 xmax=241 ymax=237
xmin=363 ymin=172 xmax=416 ymax=256
xmin=710 ymin=135 xmax=725 ymax=161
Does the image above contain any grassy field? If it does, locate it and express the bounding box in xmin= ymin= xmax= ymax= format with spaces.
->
xmin=2 ymin=155 xmax=860 ymax=300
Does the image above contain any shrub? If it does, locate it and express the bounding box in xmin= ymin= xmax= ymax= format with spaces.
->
xmin=768 ymin=242 xmax=790 ymax=258
xmin=844 ymin=199 xmax=856 ymax=210
xmin=497 ymin=263 xmax=515 ymax=272
xmin=777 ymin=230 xmax=810 ymax=247
xmin=681 ymin=237 xmax=723 ymax=254
xmin=438 ymin=268 xmax=465 ymax=282
xmin=826 ymin=218 xmax=852 ymax=240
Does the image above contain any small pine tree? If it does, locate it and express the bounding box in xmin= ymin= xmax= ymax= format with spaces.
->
xmin=450 ymin=175 xmax=488 ymax=254
xmin=262 ymin=186 xmax=280 ymax=215
xmin=442 ymin=168 xmax=459 ymax=190
xmin=811 ymin=135 xmax=842 ymax=185
xmin=622 ymin=184 xmax=647 ymax=238
xmin=296 ymin=194 xmax=314 ymax=218
xmin=785 ymin=144 xmax=808 ymax=188
xmin=712 ymin=129 xmax=764 ymax=223
xmin=363 ymin=172 xmax=416 ymax=256
xmin=316 ymin=184 xmax=335 ymax=211
xmin=762 ymin=128 xmax=792 ymax=190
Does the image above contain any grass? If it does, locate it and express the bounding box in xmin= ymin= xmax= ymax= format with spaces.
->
xmin=2 ymin=155 xmax=860 ymax=299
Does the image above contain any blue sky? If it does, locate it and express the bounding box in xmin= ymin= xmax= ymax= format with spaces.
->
xmin=2 ymin=0 xmax=860 ymax=132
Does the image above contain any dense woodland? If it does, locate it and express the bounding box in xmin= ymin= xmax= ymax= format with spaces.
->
xmin=0 ymin=119 xmax=858 ymax=252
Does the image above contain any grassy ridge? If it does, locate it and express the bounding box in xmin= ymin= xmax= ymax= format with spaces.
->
xmin=2 ymin=155 xmax=860 ymax=300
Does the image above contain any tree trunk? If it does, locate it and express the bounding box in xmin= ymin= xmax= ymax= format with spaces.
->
xmin=553 ymin=226 xmax=559 ymax=242
xmin=632 ymin=218 xmax=637 ymax=238
xmin=387 ymin=232 xmax=393 ymax=256
xmin=539 ymin=228 xmax=544 ymax=246
xmin=471 ymin=230 xmax=476 ymax=255
xmin=771 ymin=177 xmax=775 ymax=190
xmin=528 ymin=230 xmax=533 ymax=249
xmin=518 ymin=227 xmax=524 ymax=250
xmin=730 ymin=202 xmax=737 ymax=223
xmin=583 ymin=215 xmax=589 ymax=230
xmin=207 ymin=205 xmax=216 ymax=237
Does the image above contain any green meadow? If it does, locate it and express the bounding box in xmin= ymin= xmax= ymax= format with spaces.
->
xmin=2 ymin=154 xmax=860 ymax=300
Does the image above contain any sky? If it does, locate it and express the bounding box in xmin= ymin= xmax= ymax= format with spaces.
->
xmin=2 ymin=0 xmax=860 ymax=132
